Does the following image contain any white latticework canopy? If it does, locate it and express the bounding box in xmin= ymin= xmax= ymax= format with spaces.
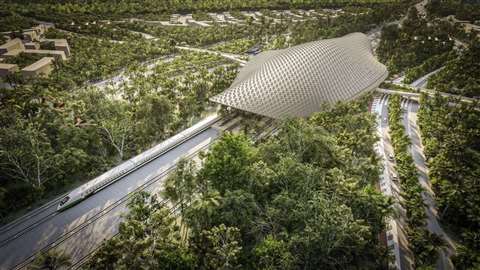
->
xmin=210 ymin=32 xmax=388 ymax=119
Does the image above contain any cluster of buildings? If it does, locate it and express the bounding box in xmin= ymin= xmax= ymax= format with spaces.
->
xmin=136 ymin=9 xmax=333 ymax=28
xmin=0 ymin=24 xmax=71 ymax=80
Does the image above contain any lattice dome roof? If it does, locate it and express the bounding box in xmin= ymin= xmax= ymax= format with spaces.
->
xmin=210 ymin=32 xmax=388 ymax=119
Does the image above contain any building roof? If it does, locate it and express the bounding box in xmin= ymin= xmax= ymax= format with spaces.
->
xmin=1 ymin=48 xmax=24 ymax=57
xmin=43 ymin=38 xmax=68 ymax=46
xmin=210 ymin=32 xmax=388 ymax=119
xmin=22 ymin=57 xmax=54 ymax=72
xmin=24 ymin=49 xmax=66 ymax=60
xmin=0 ymin=63 xmax=18 ymax=70
xmin=0 ymin=38 xmax=22 ymax=50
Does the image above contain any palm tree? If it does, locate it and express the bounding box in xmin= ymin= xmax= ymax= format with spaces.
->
xmin=28 ymin=250 xmax=71 ymax=270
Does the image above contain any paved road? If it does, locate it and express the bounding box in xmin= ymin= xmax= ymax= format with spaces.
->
xmin=410 ymin=67 xmax=444 ymax=89
xmin=0 ymin=127 xmax=220 ymax=270
xmin=403 ymin=100 xmax=455 ymax=270
xmin=377 ymin=88 xmax=478 ymax=106
xmin=175 ymin=46 xmax=247 ymax=65
xmin=372 ymin=95 xmax=414 ymax=270
xmin=91 ymin=55 xmax=176 ymax=89
xmin=415 ymin=0 xmax=428 ymax=17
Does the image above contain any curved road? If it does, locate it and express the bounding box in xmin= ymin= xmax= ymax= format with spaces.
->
xmin=403 ymin=100 xmax=455 ymax=270
xmin=373 ymin=95 xmax=414 ymax=270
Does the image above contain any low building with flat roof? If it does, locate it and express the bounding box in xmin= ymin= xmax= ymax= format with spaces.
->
xmin=0 ymin=38 xmax=25 ymax=54
xmin=24 ymin=49 xmax=67 ymax=61
xmin=43 ymin=39 xmax=71 ymax=57
xmin=0 ymin=63 xmax=19 ymax=77
xmin=0 ymin=48 xmax=24 ymax=58
xmin=21 ymin=57 xmax=54 ymax=79
xmin=25 ymin=42 xmax=40 ymax=50
xmin=22 ymin=31 xmax=40 ymax=42
xmin=32 ymin=24 xmax=53 ymax=36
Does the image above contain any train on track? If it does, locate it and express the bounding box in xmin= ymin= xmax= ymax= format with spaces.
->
xmin=57 ymin=114 xmax=221 ymax=211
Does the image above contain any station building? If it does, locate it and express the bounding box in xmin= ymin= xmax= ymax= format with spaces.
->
xmin=21 ymin=57 xmax=55 ymax=79
xmin=210 ymin=33 xmax=388 ymax=119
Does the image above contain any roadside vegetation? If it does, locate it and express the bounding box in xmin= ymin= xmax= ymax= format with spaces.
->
xmin=211 ymin=38 xmax=256 ymax=54
xmin=86 ymin=99 xmax=392 ymax=269
xmin=427 ymin=39 xmax=480 ymax=97
xmin=426 ymin=0 xmax=480 ymax=22
xmin=417 ymin=94 xmax=480 ymax=269
xmin=0 ymin=0 xmax=407 ymax=222
xmin=0 ymin=46 xmax=236 ymax=222
xmin=2 ymin=1 xmax=409 ymax=21
xmin=192 ymin=12 xmax=213 ymax=21
xmin=378 ymin=2 xmax=479 ymax=98
xmin=402 ymin=51 xmax=454 ymax=84
xmin=388 ymin=95 xmax=444 ymax=268
xmin=0 ymin=11 xmax=36 ymax=32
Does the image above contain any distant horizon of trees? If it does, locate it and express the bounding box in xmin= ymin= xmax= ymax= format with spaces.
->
xmin=3 ymin=0 xmax=412 ymax=19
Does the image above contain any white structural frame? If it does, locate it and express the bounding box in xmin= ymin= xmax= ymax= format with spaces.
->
xmin=211 ymin=32 xmax=388 ymax=119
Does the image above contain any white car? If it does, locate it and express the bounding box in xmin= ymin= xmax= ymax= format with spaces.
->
xmin=388 ymin=154 xmax=395 ymax=162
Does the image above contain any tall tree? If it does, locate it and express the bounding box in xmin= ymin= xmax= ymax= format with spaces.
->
xmin=86 ymin=192 xmax=196 ymax=269
xmin=193 ymin=224 xmax=242 ymax=270
xmin=28 ymin=250 xmax=71 ymax=270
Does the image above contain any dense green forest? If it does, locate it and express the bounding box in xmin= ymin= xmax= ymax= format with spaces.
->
xmin=427 ymin=39 xmax=480 ymax=97
xmin=0 ymin=41 xmax=236 ymax=221
xmin=1 ymin=0 xmax=478 ymax=268
xmin=402 ymin=51 xmax=455 ymax=84
xmin=85 ymin=100 xmax=392 ymax=269
xmin=0 ymin=0 xmax=406 ymax=222
xmin=0 ymin=11 xmax=36 ymax=32
xmin=377 ymin=3 xmax=480 ymax=98
xmin=377 ymin=7 xmax=455 ymax=75
xmin=388 ymin=95 xmax=444 ymax=268
xmin=426 ymin=0 xmax=480 ymax=21
xmin=2 ymin=0 xmax=409 ymax=21
xmin=417 ymin=94 xmax=480 ymax=269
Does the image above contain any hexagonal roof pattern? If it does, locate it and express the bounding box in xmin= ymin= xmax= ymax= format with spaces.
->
xmin=210 ymin=32 xmax=388 ymax=119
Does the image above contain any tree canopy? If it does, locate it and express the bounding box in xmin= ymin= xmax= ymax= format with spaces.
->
xmin=417 ymin=94 xmax=480 ymax=268
xmin=87 ymin=99 xmax=393 ymax=269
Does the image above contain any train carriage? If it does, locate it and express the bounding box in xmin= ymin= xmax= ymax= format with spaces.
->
xmin=57 ymin=114 xmax=221 ymax=211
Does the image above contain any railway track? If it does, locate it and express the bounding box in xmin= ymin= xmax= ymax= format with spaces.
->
xmin=67 ymin=117 xmax=278 ymax=269
xmin=0 ymin=116 xmax=223 ymax=254
xmin=7 ymin=115 xmax=273 ymax=269
xmin=0 ymin=198 xmax=61 ymax=236
xmin=12 ymin=133 xmax=219 ymax=270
